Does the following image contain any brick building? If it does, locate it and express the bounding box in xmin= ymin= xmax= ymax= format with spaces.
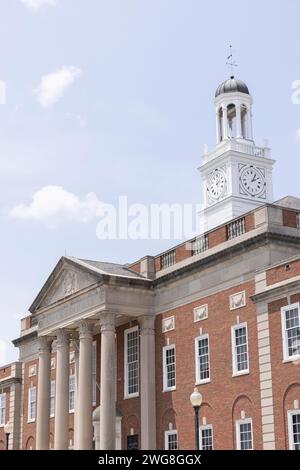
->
xmin=0 ymin=77 xmax=299 ymax=451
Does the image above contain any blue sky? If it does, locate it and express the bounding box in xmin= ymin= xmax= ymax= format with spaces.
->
xmin=0 ymin=0 xmax=300 ymax=364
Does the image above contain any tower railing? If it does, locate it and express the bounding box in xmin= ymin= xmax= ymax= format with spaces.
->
xmin=202 ymin=139 xmax=271 ymax=163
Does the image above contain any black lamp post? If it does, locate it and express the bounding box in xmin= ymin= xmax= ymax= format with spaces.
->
xmin=190 ymin=387 xmax=202 ymax=450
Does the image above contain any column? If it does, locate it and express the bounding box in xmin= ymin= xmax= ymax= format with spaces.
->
xmin=248 ymin=109 xmax=254 ymax=140
xmin=54 ymin=330 xmax=70 ymax=450
xmin=236 ymin=104 xmax=242 ymax=138
xmin=72 ymin=338 xmax=79 ymax=450
xmin=36 ymin=336 xmax=52 ymax=450
xmin=77 ymin=321 xmax=94 ymax=449
xmin=99 ymin=312 xmax=116 ymax=450
xmin=216 ymin=110 xmax=221 ymax=143
xmin=139 ymin=315 xmax=156 ymax=450
xmin=222 ymin=105 xmax=228 ymax=140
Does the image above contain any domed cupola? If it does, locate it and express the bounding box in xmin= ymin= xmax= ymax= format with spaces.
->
xmin=214 ymin=76 xmax=253 ymax=143
xmin=215 ymin=76 xmax=250 ymax=97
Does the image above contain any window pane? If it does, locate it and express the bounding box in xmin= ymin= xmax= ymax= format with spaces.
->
xmin=167 ymin=432 xmax=178 ymax=450
xmin=239 ymin=422 xmax=253 ymax=450
xmin=165 ymin=347 xmax=176 ymax=389
xmin=198 ymin=337 xmax=210 ymax=381
xmin=126 ymin=329 xmax=139 ymax=396
xmin=285 ymin=308 xmax=300 ymax=358
xmin=292 ymin=413 xmax=300 ymax=450
xmin=201 ymin=427 xmax=213 ymax=450
xmin=235 ymin=326 xmax=248 ymax=372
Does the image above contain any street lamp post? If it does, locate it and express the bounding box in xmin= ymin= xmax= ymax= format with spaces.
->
xmin=190 ymin=387 xmax=202 ymax=450
xmin=4 ymin=422 xmax=13 ymax=450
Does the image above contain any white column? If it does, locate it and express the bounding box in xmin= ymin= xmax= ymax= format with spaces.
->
xmin=139 ymin=315 xmax=156 ymax=450
xmin=73 ymin=339 xmax=79 ymax=450
xmin=248 ymin=109 xmax=254 ymax=140
xmin=99 ymin=312 xmax=116 ymax=450
xmin=77 ymin=321 xmax=94 ymax=449
xmin=54 ymin=330 xmax=70 ymax=450
xmin=36 ymin=336 xmax=52 ymax=450
xmin=236 ymin=104 xmax=242 ymax=138
xmin=222 ymin=105 xmax=228 ymax=140
xmin=216 ymin=110 xmax=221 ymax=143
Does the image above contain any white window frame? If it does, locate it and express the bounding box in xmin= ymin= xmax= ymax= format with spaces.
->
xmin=231 ymin=322 xmax=249 ymax=376
xmin=124 ymin=326 xmax=139 ymax=399
xmin=28 ymin=386 xmax=36 ymax=423
xmin=199 ymin=424 xmax=213 ymax=450
xmin=236 ymin=418 xmax=253 ymax=450
xmin=164 ymin=430 xmax=178 ymax=450
xmin=92 ymin=341 xmax=97 ymax=406
xmin=163 ymin=344 xmax=176 ymax=392
xmin=69 ymin=375 xmax=76 ymax=413
xmin=195 ymin=334 xmax=210 ymax=384
xmin=288 ymin=410 xmax=300 ymax=450
xmin=0 ymin=393 xmax=6 ymax=427
xmin=50 ymin=380 xmax=55 ymax=418
xmin=281 ymin=303 xmax=300 ymax=362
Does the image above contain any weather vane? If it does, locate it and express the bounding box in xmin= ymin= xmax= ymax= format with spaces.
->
xmin=226 ymin=44 xmax=237 ymax=76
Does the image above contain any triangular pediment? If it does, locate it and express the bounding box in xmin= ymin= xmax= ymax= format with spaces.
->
xmin=30 ymin=257 xmax=102 ymax=313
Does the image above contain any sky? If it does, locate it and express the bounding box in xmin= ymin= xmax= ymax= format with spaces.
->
xmin=0 ymin=0 xmax=300 ymax=365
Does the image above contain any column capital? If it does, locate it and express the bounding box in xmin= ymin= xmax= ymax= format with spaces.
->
xmin=138 ymin=315 xmax=155 ymax=336
xmin=56 ymin=329 xmax=70 ymax=348
xmin=99 ymin=312 xmax=115 ymax=333
xmin=78 ymin=320 xmax=94 ymax=340
xmin=37 ymin=336 xmax=53 ymax=354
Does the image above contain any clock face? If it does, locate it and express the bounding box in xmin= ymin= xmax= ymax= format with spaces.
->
xmin=207 ymin=169 xmax=227 ymax=201
xmin=240 ymin=166 xmax=265 ymax=197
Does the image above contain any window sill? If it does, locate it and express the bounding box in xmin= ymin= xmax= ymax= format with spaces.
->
xmin=195 ymin=379 xmax=211 ymax=386
xmin=163 ymin=387 xmax=176 ymax=393
xmin=0 ymin=424 xmax=4 ymax=428
xmin=69 ymin=410 xmax=74 ymax=414
xmin=282 ymin=356 xmax=300 ymax=364
xmin=124 ymin=393 xmax=139 ymax=400
xmin=232 ymin=370 xmax=249 ymax=378
xmin=27 ymin=419 xmax=36 ymax=424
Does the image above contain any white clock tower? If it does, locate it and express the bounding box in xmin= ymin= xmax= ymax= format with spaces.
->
xmin=198 ymin=76 xmax=275 ymax=233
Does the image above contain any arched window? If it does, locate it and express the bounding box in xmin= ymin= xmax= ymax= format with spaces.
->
xmin=26 ymin=436 xmax=35 ymax=450
xmin=241 ymin=105 xmax=248 ymax=139
xmin=227 ymin=104 xmax=237 ymax=139
xmin=218 ymin=107 xmax=223 ymax=142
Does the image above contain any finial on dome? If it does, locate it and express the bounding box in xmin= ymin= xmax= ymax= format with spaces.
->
xmin=226 ymin=44 xmax=237 ymax=76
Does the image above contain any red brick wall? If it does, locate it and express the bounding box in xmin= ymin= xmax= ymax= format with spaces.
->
xmin=175 ymin=243 xmax=192 ymax=263
xmin=208 ymin=225 xmax=227 ymax=248
xmin=155 ymin=280 xmax=263 ymax=450
xmin=266 ymin=258 xmax=300 ymax=286
xmin=245 ymin=213 xmax=255 ymax=232
xmin=282 ymin=209 xmax=298 ymax=228
xmin=268 ymin=293 xmax=300 ymax=449
xmin=128 ymin=262 xmax=141 ymax=274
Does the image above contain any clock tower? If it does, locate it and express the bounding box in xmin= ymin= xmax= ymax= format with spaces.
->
xmin=198 ymin=76 xmax=275 ymax=233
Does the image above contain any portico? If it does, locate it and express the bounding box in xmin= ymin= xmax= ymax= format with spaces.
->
xmin=32 ymin=256 xmax=156 ymax=450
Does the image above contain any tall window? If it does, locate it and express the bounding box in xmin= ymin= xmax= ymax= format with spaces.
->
xmin=28 ymin=386 xmax=36 ymax=422
xmin=288 ymin=411 xmax=300 ymax=450
xmin=0 ymin=393 xmax=6 ymax=426
xmin=163 ymin=345 xmax=176 ymax=391
xmin=236 ymin=419 xmax=253 ymax=450
xmin=124 ymin=326 xmax=139 ymax=398
xmin=69 ymin=375 xmax=75 ymax=412
xmin=195 ymin=334 xmax=210 ymax=383
xmin=232 ymin=323 xmax=249 ymax=375
xmin=200 ymin=425 xmax=213 ymax=450
xmin=50 ymin=381 xmax=55 ymax=418
xmin=164 ymin=430 xmax=178 ymax=450
xmin=92 ymin=341 xmax=97 ymax=406
xmin=281 ymin=303 xmax=300 ymax=361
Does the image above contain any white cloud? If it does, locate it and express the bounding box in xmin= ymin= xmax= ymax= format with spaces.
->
xmin=21 ymin=0 xmax=58 ymax=11
xmin=34 ymin=66 xmax=81 ymax=108
xmin=0 ymin=340 xmax=7 ymax=366
xmin=297 ymin=128 xmax=300 ymax=140
xmin=10 ymin=186 xmax=104 ymax=227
